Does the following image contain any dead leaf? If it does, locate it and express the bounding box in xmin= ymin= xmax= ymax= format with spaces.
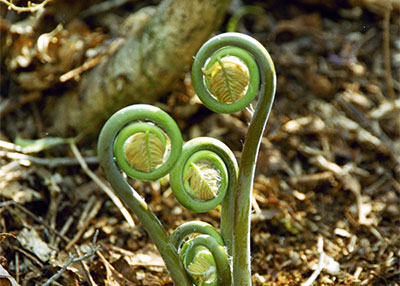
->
xmin=0 ymin=265 xmax=19 ymax=286
xmin=97 ymin=251 xmax=136 ymax=286
xmin=0 ymin=181 xmax=42 ymax=203
xmin=16 ymin=228 xmax=52 ymax=262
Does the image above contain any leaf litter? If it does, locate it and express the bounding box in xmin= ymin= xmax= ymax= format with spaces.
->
xmin=1 ymin=0 xmax=399 ymax=285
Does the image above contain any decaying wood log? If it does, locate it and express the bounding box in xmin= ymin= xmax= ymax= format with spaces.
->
xmin=48 ymin=0 xmax=231 ymax=135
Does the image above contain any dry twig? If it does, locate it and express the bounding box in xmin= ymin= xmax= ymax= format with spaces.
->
xmin=0 ymin=150 xmax=98 ymax=168
xmin=382 ymin=3 xmax=396 ymax=100
xmin=302 ymin=236 xmax=340 ymax=286
xmin=69 ymin=142 xmax=136 ymax=229
xmin=0 ymin=0 xmax=52 ymax=13
xmin=65 ymin=195 xmax=102 ymax=250
xmin=73 ymin=245 xmax=98 ymax=286
xmin=41 ymin=233 xmax=99 ymax=286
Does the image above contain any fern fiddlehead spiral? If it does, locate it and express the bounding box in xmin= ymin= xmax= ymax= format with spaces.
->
xmin=192 ymin=44 xmax=260 ymax=114
xmin=168 ymin=136 xmax=237 ymax=283
xmin=191 ymin=32 xmax=276 ymax=285
xmin=98 ymin=104 xmax=192 ymax=285
xmin=170 ymin=137 xmax=238 ymax=213
xmin=112 ymin=104 xmax=183 ymax=181
xmin=98 ymin=31 xmax=276 ymax=286
xmin=170 ymin=221 xmax=231 ymax=286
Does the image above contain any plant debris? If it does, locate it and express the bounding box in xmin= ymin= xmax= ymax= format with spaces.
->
xmin=1 ymin=0 xmax=399 ymax=285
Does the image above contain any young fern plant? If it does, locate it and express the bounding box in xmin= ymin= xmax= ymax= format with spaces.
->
xmin=98 ymin=32 xmax=276 ymax=286
xmin=191 ymin=32 xmax=276 ymax=285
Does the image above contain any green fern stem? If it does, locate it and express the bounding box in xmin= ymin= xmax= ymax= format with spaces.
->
xmin=191 ymin=32 xmax=276 ymax=285
xmin=97 ymin=104 xmax=191 ymax=285
xmin=170 ymin=221 xmax=225 ymax=249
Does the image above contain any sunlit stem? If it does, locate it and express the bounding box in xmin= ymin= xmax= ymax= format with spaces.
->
xmin=98 ymin=105 xmax=192 ymax=286
xmin=231 ymin=37 xmax=276 ymax=285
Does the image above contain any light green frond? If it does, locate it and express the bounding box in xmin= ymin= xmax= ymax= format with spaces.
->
xmin=205 ymin=57 xmax=250 ymax=104
xmin=124 ymin=131 xmax=165 ymax=172
xmin=184 ymin=161 xmax=220 ymax=201
xmin=187 ymin=251 xmax=217 ymax=285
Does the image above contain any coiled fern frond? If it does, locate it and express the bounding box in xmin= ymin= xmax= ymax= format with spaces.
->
xmin=183 ymin=159 xmax=221 ymax=201
xmin=123 ymin=129 xmax=166 ymax=172
xmin=204 ymin=57 xmax=250 ymax=104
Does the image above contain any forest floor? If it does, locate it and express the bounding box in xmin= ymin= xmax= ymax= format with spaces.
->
xmin=1 ymin=0 xmax=399 ymax=285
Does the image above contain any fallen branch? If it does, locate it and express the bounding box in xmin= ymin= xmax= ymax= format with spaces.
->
xmin=48 ymin=0 xmax=231 ymax=135
xmin=41 ymin=234 xmax=99 ymax=286
xmin=69 ymin=142 xmax=136 ymax=229
xmin=0 ymin=150 xmax=98 ymax=168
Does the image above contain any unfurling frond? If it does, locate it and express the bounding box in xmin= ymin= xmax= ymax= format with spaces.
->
xmin=205 ymin=57 xmax=250 ymax=104
xmin=124 ymin=131 xmax=165 ymax=172
xmin=184 ymin=160 xmax=220 ymax=201
xmin=187 ymin=250 xmax=217 ymax=285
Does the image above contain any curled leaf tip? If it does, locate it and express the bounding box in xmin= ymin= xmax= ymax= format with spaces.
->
xmin=187 ymin=250 xmax=217 ymax=285
xmin=184 ymin=160 xmax=221 ymax=201
xmin=205 ymin=57 xmax=250 ymax=104
xmin=123 ymin=131 xmax=166 ymax=172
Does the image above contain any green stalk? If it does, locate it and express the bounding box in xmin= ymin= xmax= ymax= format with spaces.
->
xmin=231 ymin=39 xmax=276 ymax=285
xmin=98 ymin=105 xmax=192 ymax=286
xmin=170 ymin=221 xmax=225 ymax=249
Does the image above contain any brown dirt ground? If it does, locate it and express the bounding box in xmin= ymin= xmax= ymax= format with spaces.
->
xmin=0 ymin=0 xmax=399 ymax=285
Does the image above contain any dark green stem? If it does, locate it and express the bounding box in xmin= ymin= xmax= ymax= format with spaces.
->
xmin=97 ymin=105 xmax=192 ymax=286
xmin=231 ymin=36 xmax=276 ymax=285
xmin=170 ymin=221 xmax=225 ymax=249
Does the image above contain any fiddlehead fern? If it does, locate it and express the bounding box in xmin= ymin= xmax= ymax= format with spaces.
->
xmin=170 ymin=137 xmax=238 ymax=213
xmin=98 ymin=104 xmax=192 ymax=285
xmin=111 ymin=104 xmax=183 ymax=181
xmin=171 ymin=221 xmax=231 ymax=286
xmin=192 ymin=45 xmax=260 ymax=114
xmin=191 ymin=32 xmax=276 ymax=285
xmin=98 ymin=32 xmax=276 ymax=286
